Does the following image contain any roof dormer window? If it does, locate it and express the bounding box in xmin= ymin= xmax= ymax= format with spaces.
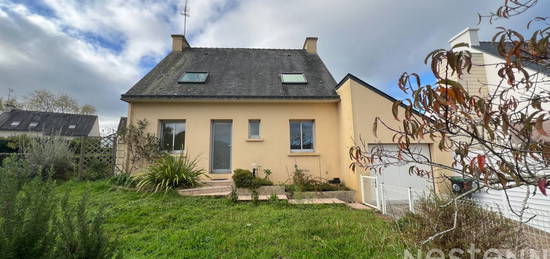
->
xmin=68 ymin=124 xmax=76 ymax=129
xmin=29 ymin=122 xmax=38 ymax=127
xmin=178 ymin=72 xmax=208 ymax=83
xmin=10 ymin=121 xmax=20 ymax=127
xmin=281 ymin=73 xmax=307 ymax=84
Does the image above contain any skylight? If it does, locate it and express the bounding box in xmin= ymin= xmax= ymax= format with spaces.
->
xmin=68 ymin=124 xmax=76 ymax=129
xmin=178 ymin=72 xmax=208 ymax=83
xmin=29 ymin=122 xmax=38 ymax=127
xmin=10 ymin=121 xmax=20 ymax=127
xmin=281 ymin=73 xmax=307 ymax=84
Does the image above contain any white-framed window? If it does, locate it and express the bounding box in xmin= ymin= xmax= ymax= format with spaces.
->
xmin=289 ymin=120 xmax=314 ymax=152
xmin=248 ymin=119 xmax=261 ymax=139
xmin=10 ymin=121 xmax=20 ymax=127
xmin=160 ymin=120 xmax=186 ymax=152
xmin=178 ymin=72 xmax=209 ymax=83
xmin=280 ymin=73 xmax=307 ymax=84
xmin=68 ymin=124 xmax=76 ymax=129
xmin=29 ymin=122 xmax=38 ymax=127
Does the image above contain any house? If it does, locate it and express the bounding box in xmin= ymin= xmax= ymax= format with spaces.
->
xmin=0 ymin=106 xmax=100 ymax=138
xmin=119 ymin=35 xmax=452 ymax=202
xmin=448 ymin=28 xmax=550 ymax=233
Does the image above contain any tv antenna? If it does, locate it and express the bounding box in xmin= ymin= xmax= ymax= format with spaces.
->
xmin=180 ymin=0 xmax=190 ymax=36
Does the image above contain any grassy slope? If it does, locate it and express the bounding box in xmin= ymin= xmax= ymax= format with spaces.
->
xmin=56 ymin=181 xmax=405 ymax=258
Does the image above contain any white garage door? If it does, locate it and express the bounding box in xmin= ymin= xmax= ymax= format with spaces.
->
xmin=363 ymin=144 xmax=434 ymax=207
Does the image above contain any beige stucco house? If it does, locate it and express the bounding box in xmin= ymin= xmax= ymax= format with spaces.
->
xmin=119 ymin=35 xmax=452 ymax=202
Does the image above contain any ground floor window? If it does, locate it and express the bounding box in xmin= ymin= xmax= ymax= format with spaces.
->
xmin=248 ymin=119 xmax=261 ymax=139
xmin=290 ymin=120 xmax=314 ymax=152
xmin=160 ymin=120 xmax=185 ymax=151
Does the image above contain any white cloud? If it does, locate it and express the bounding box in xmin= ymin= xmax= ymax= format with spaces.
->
xmin=1 ymin=0 xmax=548 ymax=134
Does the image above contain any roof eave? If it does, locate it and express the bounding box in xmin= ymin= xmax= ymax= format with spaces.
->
xmin=120 ymin=95 xmax=340 ymax=103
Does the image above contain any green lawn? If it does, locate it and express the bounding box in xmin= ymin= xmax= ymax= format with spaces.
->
xmin=56 ymin=181 xmax=406 ymax=258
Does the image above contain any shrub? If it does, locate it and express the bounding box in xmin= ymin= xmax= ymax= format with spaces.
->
xmin=110 ymin=172 xmax=135 ymax=187
xmin=0 ymin=157 xmax=120 ymax=258
xmin=0 ymin=157 xmax=57 ymax=258
xmin=23 ymin=135 xmax=75 ymax=179
xmin=232 ymin=169 xmax=273 ymax=188
xmin=79 ymin=158 xmax=112 ymax=181
xmin=396 ymin=195 xmax=523 ymax=252
xmin=54 ymin=192 xmax=121 ymax=258
xmin=289 ymin=164 xmax=347 ymax=192
xmin=232 ymin=169 xmax=255 ymax=188
xmin=136 ymin=153 xmax=206 ymax=193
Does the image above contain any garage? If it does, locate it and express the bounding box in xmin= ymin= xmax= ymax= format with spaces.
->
xmin=361 ymin=144 xmax=435 ymax=212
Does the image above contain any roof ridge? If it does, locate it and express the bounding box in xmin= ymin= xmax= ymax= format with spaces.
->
xmin=189 ymin=47 xmax=305 ymax=51
xmin=10 ymin=109 xmax=97 ymax=117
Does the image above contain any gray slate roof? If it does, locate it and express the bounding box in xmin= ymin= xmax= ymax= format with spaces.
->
xmin=0 ymin=109 xmax=97 ymax=137
xmin=473 ymin=42 xmax=549 ymax=76
xmin=121 ymin=48 xmax=339 ymax=100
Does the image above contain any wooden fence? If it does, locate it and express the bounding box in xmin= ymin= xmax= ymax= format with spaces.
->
xmin=0 ymin=134 xmax=118 ymax=175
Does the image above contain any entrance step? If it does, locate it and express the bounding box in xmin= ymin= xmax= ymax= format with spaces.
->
xmin=194 ymin=191 xmax=231 ymax=197
xmin=288 ymin=198 xmax=346 ymax=205
xmin=203 ymin=179 xmax=234 ymax=187
xmin=178 ymin=186 xmax=233 ymax=196
xmin=237 ymin=195 xmax=288 ymax=201
xmin=346 ymin=203 xmax=373 ymax=210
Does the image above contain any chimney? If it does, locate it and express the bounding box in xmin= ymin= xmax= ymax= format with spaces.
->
xmin=171 ymin=34 xmax=190 ymax=52
xmin=448 ymin=27 xmax=480 ymax=48
xmin=303 ymin=37 xmax=318 ymax=54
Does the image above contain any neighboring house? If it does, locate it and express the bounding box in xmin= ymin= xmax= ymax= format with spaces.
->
xmin=448 ymin=28 xmax=550 ymax=233
xmin=0 ymin=106 xmax=100 ymax=138
xmin=119 ymin=34 xmax=452 ymax=202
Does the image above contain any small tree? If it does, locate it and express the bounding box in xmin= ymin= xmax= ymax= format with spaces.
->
xmin=24 ymin=89 xmax=97 ymax=114
xmin=79 ymin=104 xmax=96 ymax=115
xmin=116 ymin=119 xmax=161 ymax=175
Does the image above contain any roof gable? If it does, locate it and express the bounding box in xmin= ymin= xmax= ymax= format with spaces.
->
xmin=122 ymin=48 xmax=338 ymax=101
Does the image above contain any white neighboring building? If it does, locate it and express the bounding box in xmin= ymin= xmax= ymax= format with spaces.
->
xmin=448 ymin=28 xmax=550 ymax=233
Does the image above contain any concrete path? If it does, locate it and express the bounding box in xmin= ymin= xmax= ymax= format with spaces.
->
xmin=288 ymin=198 xmax=346 ymax=204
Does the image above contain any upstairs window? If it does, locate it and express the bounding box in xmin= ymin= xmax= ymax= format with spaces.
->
xmin=248 ymin=120 xmax=261 ymax=139
xmin=178 ymin=72 xmax=208 ymax=83
xmin=160 ymin=120 xmax=186 ymax=152
xmin=68 ymin=124 xmax=76 ymax=129
xmin=10 ymin=121 xmax=20 ymax=127
xmin=290 ymin=120 xmax=314 ymax=152
xmin=281 ymin=73 xmax=307 ymax=84
xmin=29 ymin=122 xmax=38 ymax=127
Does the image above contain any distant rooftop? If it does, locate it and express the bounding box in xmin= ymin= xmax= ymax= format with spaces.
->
xmin=0 ymin=109 xmax=98 ymax=137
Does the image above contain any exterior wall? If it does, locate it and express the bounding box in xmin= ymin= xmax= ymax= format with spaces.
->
xmin=455 ymin=52 xmax=489 ymax=97
xmin=88 ymin=118 xmax=101 ymax=137
xmin=0 ymin=130 xmax=43 ymax=138
xmin=126 ymin=101 xmax=341 ymax=183
xmin=337 ymin=79 xmax=454 ymax=200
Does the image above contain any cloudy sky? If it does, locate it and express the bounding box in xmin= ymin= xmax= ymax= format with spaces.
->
xmin=0 ymin=0 xmax=547 ymax=133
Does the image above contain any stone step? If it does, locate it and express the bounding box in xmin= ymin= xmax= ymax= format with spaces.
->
xmin=346 ymin=203 xmax=373 ymax=210
xmin=288 ymin=198 xmax=346 ymax=205
xmin=203 ymin=179 xmax=234 ymax=187
xmin=194 ymin=191 xmax=231 ymax=197
xmin=178 ymin=186 xmax=233 ymax=196
xmin=237 ymin=194 xmax=288 ymax=201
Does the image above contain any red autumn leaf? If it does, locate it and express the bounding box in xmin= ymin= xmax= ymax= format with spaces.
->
xmin=477 ymin=155 xmax=486 ymax=171
xmin=538 ymin=179 xmax=547 ymax=196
